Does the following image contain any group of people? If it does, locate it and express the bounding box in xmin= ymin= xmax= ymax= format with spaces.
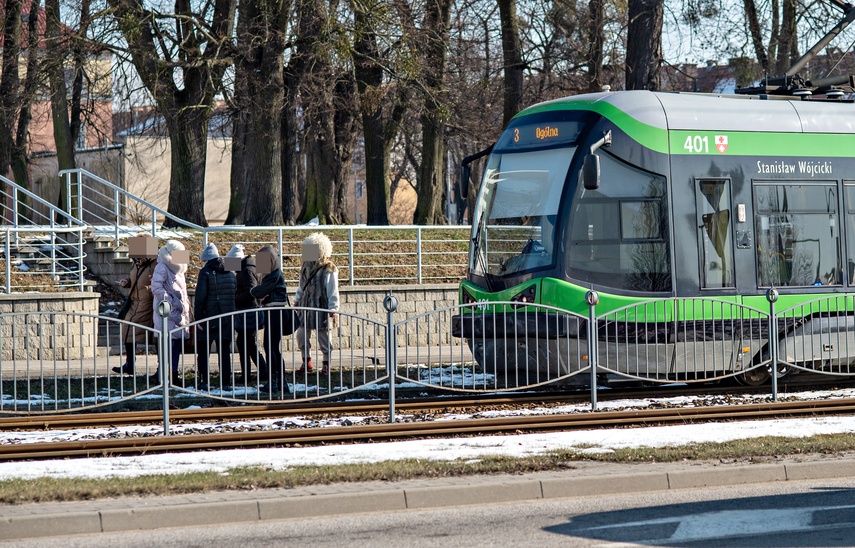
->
xmin=114 ymin=233 xmax=340 ymax=396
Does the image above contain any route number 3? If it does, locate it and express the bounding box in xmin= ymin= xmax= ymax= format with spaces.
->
xmin=683 ymin=135 xmax=709 ymax=153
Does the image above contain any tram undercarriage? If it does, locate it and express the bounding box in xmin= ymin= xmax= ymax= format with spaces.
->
xmin=453 ymin=312 xmax=855 ymax=388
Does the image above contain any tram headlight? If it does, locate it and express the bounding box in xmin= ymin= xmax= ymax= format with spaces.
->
xmin=511 ymin=285 xmax=537 ymax=308
xmin=462 ymin=287 xmax=478 ymax=305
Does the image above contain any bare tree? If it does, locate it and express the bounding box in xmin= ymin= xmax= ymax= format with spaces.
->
xmin=226 ymin=0 xmax=292 ymax=225
xmin=45 ymin=0 xmax=75 ymax=210
xmin=11 ymin=0 xmax=42 ymax=196
xmin=108 ymin=0 xmax=236 ymax=226
xmin=351 ymin=0 xmax=411 ymax=225
xmin=411 ymin=0 xmax=453 ymax=225
xmin=297 ymin=0 xmax=357 ymax=224
xmin=0 ymin=0 xmax=24 ymax=185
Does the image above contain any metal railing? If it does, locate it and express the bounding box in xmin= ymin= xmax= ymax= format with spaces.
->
xmin=6 ymin=292 xmax=855 ymax=424
xmin=0 ymin=176 xmax=87 ymax=293
xmin=59 ymin=168 xmax=469 ymax=286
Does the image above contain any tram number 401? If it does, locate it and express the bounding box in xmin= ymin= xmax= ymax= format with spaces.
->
xmin=683 ymin=135 xmax=709 ymax=153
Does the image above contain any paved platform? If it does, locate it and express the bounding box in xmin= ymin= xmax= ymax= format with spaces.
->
xmin=3 ymin=455 xmax=855 ymax=541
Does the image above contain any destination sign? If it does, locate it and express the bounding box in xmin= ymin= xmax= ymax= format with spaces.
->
xmin=495 ymin=120 xmax=583 ymax=151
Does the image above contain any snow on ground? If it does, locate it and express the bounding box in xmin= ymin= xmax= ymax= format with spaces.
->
xmin=3 ymin=389 xmax=855 ymax=480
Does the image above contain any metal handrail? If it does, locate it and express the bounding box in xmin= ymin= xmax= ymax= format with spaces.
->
xmin=0 ymin=176 xmax=87 ymax=292
xmin=57 ymin=167 xmax=470 ymax=286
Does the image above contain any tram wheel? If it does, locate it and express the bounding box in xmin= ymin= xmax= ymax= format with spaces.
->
xmin=736 ymin=366 xmax=770 ymax=386
xmin=736 ymin=362 xmax=791 ymax=386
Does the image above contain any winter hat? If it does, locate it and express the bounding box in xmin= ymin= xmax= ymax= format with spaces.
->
xmin=200 ymin=243 xmax=219 ymax=262
xmin=226 ymin=244 xmax=245 ymax=259
xmin=165 ymin=239 xmax=185 ymax=253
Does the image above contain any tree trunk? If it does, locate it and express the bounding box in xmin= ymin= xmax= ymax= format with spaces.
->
xmin=0 ymin=0 xmax=23 ymax=183
xmin=45 ymin=0 xmax=76 ymax=211
xmin=227 ymin=0 xmax=288 ymax=226
xmin=498 ymin=0 xmax=523 ymax=126
xmin=776 ymin=0 xmax=798 ymax=74
xmin=415 ymin=113 xmax=446 ymax=224
xmin=165 ymin=111 xmax=209 ymax=226
xmin=586 ymin=0 xmax=605 ymax=92
xmin=281 ymin=74 xmax=302 ymax=224
xmin=353 ymin=4 xmax=391 ymax=225
xmin=11 ymin=0 xmax=41 ymax=197
xmin=69 ymin=0 xmax=92 ymax=148
xmin=743 ymin=0 xmax=768 ymax=72
xmin=227 ymin=110 xmax=248 ymax=224
xmin=413 ymin=0 xmax=452 ymax=225
xmin=625 ymin=0 xmax=663 ymax=91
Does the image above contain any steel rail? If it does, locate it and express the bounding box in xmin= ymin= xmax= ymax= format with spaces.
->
xmin=3 ymin=399 xmax=855 ymax=461
xmin=0 ymin=380 xmax=844 ymax=431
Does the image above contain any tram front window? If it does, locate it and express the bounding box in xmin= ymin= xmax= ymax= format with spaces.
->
xmin=471 ymin=147 xmax=573 ymax=277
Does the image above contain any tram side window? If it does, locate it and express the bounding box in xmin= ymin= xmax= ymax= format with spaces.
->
xmin=754 ymin=183 xmax=841 ymax=287
xmin=567 ymin=153 xmax=671 ymax=292
xmin=697 ymin=180 xmax=735 ymax=289
xmin=844 ymin=183 xmax=855 ymax=284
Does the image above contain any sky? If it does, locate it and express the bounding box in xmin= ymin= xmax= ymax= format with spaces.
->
xmin=3 ymin=388 xmax=855 ymax=481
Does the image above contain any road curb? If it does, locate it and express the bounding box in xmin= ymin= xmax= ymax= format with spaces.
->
xmin=2 ymin=459 xmax=854 ymax=541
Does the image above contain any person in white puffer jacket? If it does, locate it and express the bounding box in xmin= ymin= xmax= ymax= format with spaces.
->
xmin=150 ymin=239 xmax=191 ymax=383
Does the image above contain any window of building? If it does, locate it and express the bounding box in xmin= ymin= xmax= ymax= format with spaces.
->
xmin=754 ymin=182 xmax=841 ymax=287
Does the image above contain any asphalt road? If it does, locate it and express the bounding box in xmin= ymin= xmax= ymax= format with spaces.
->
xmin=9 ymin=476 xmax=855 ymax=547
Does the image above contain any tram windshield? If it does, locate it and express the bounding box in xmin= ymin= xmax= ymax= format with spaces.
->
xmin=470 ymin=146 xmax=574 ymax=277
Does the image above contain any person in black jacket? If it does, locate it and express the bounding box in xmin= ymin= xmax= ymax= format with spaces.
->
xmin=194 ymin=243 xmax=237 ymax=391
xmin=250 ymin=245 xmax=292 ymax=397
xmin=227 ymin=244 xmax=267 ymax=385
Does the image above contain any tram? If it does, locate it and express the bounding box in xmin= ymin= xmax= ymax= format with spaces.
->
xmin=453 ymin=89 xmax=855 ymax=386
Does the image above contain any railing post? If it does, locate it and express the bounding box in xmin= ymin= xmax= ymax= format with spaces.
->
xmin=157 ymin=301 xmax=172 ymax=435
xmin=114 ymin=188 xmax=120 ymax=246
xmin=766 ymin=287 xmax=779 ymax=402
xmin=50 ymin=226 xmax=56 ymax=281
xmin=416 ymin=227 xmax=423 ymax=284
xmin=348 ymin=228 xmax=354 ymax=286
xmin=78 ymin=231 xmax=84 ymax=291
xmin=277 ymin=229 xmax=283 ymax=274
xmin=4 ymin=231 xmax=10 ymax=293
xmin=64 ymin=172 xmax=72 ymax=217
xmin=76 ymin=171 xmax=83 ymax=222
xmin=586 ymin=290 xmax=599 ymax=411
xmin=384 ymin=293 xmax=398 ymax=423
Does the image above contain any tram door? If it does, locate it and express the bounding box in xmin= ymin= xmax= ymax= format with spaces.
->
xmin=677 ymin=178 xmax=741 ymax=379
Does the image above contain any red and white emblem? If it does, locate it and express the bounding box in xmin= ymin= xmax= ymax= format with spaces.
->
xmin=715 ymin=135 xmax=728 ymax=154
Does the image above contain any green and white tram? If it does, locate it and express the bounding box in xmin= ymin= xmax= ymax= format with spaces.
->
xmin=455 ymin=90 xmax=855 ymax=386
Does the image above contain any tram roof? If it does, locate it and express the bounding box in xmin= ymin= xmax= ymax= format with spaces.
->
xmin=521 ymin=90 xmax=855 ymax=135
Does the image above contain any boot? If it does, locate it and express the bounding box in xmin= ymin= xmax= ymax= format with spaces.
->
xmin=296 ymin=357 xmax=314 ymax=373
xmin=112 ymin=361 xmax=134 ymax=375
xmin=320 ymin=361 xmax=330 ymax=376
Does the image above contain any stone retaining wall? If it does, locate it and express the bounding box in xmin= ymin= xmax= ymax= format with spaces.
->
xmin=0 ymin=285 xmax=461 ymax=359
xmin=281 ymin=283 xmax=460 ymax=351
xmin=0 ymin=293 xmax=100 ymax=360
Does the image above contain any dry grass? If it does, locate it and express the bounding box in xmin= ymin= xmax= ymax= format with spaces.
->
xmin=1 ymin=432 xmax=854 ymax=504
xmin=153 ymin=227 xmax=470 ymax=288
xmin=1 ymin=227 xmax=471 ymax=293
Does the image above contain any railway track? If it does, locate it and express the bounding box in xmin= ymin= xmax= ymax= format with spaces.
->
xmin=2 ymin=398 xmax=855 ymax=461
xmin=0 ymin=378 xmax=842 ymax=431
